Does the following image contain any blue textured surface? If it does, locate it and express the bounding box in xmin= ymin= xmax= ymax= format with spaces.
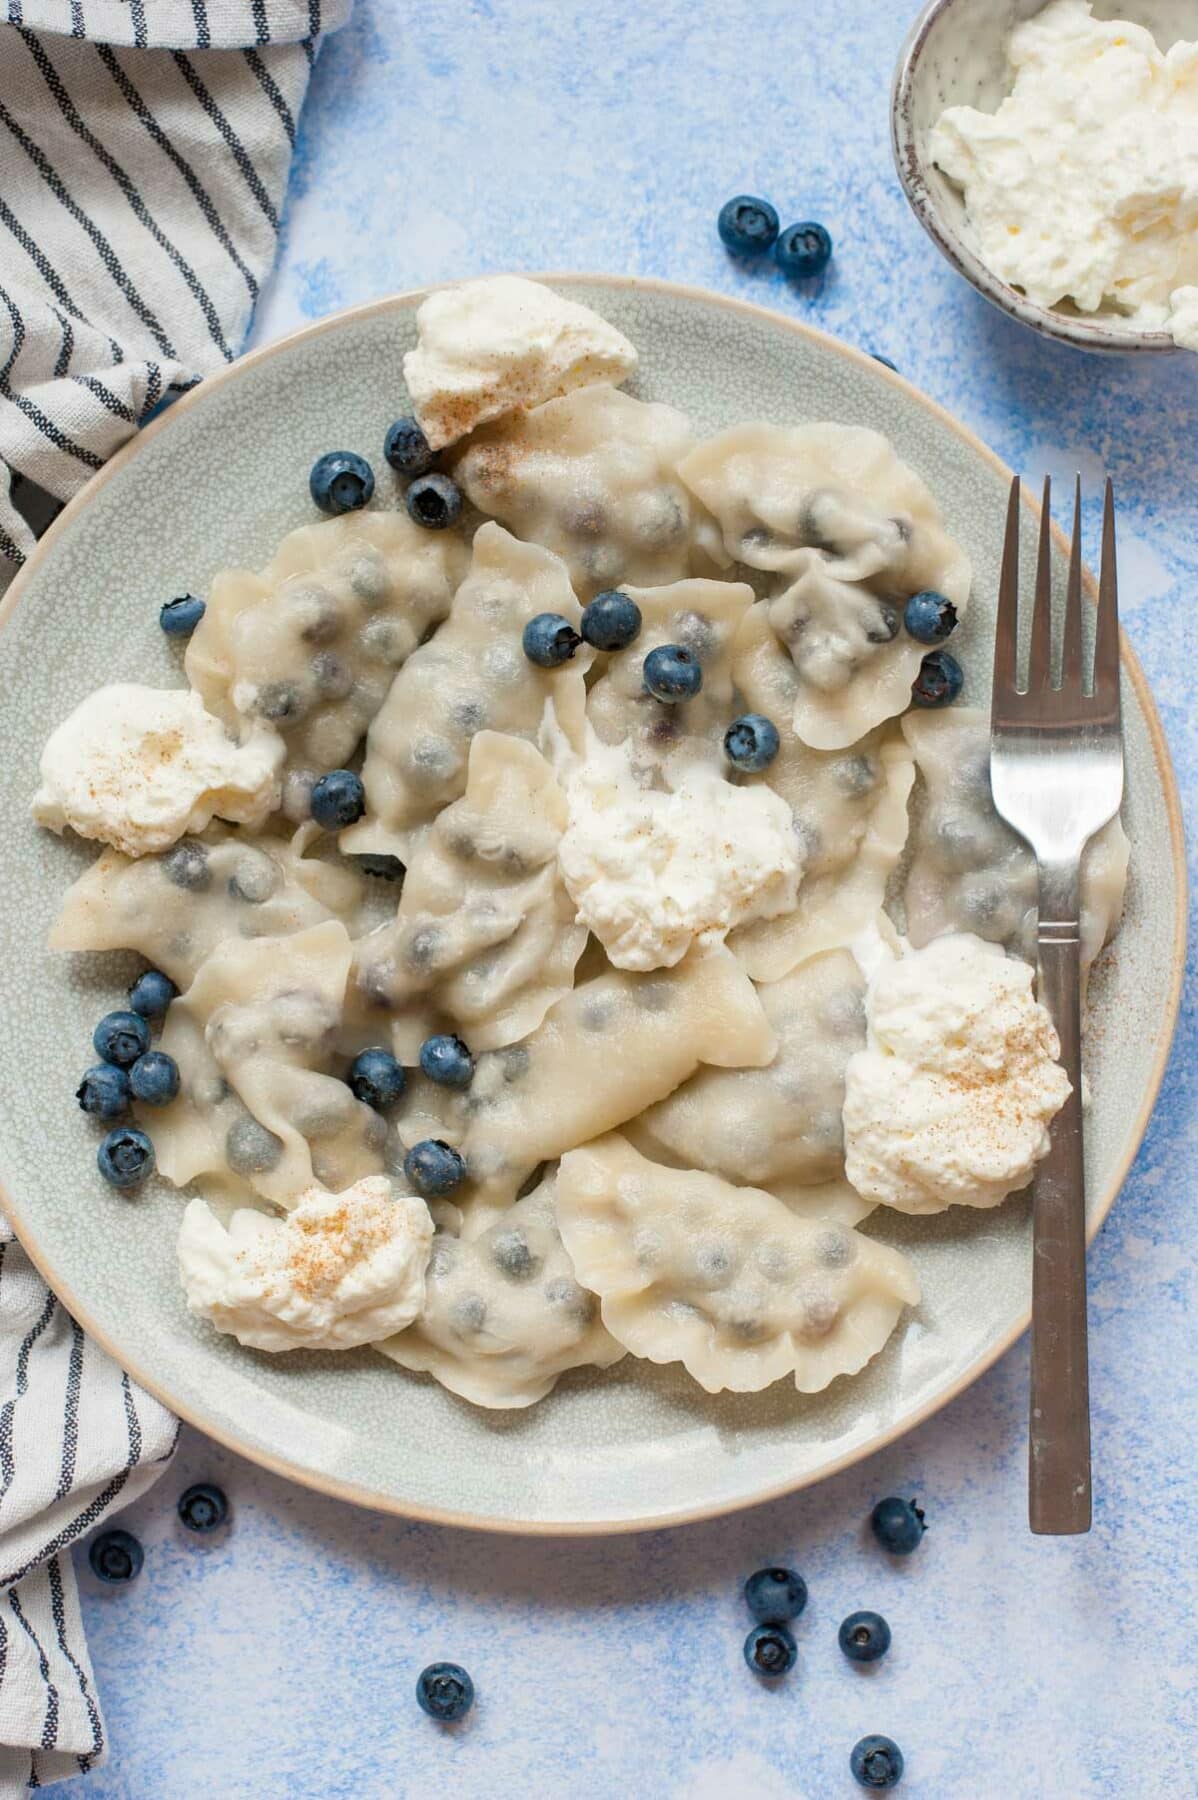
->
xmin=62 ymin=0 xmax=1197 ymax=1793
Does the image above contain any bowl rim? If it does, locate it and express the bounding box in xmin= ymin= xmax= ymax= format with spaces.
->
xmin=0 ymin=273 xmax=1187 ymax=1535
xmin=891 ymin=0 xmax=1180 ymax=354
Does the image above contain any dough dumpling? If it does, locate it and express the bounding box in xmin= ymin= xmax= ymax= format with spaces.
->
xmin=902 ymin=708 xmax=1128 ymax=969
xmin=377 ymin=1178 xmax=624 ymax=1407
xmin=452 ymin=384 xmax=727 ymax=599
xmin=351 ymin=732 xmax=585 ymax=1055
xmin=556 ymin=1135 xmax=920 ymax=1394
xmin=679 ymin=423 xmax=971 ymax=749
xmin=50 ymin=827 xmax=365 ymax=986
xmin=343 ymin=525 xmax=590 ymax=860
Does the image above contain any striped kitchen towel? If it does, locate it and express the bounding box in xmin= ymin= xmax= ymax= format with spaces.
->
xmin=0 ymin=3 xmax=350 ymax=1789
xmin=0 ymin=0 xmax=351 ymax=587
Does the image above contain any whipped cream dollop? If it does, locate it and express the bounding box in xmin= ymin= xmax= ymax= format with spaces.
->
xmin=930 ymin=0 xmax=1198 ymax=348
xmin=403 ymin=275 xmax=638 ymax=448
xmin=177 ymin=1177 xmax=433 ymax=1352
xmin=558 ymin=741 xmax=802 ymax=971
xmin=842 ymin=933 xmax=1071 ymax=1215
xmin=32 ymin=683 xmax=283 ymax=857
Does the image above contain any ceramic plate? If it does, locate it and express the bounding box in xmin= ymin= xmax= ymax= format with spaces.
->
xmin=0 ymin=279 xmax=1184 ymax=1533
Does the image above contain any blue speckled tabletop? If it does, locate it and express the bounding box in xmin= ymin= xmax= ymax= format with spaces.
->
xmin=59 ymin=1 xmax=1197 ymax=1794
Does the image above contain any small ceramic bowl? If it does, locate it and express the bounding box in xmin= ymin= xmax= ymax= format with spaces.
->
xmin=891 ymin=0 xmax=1191 ymax=353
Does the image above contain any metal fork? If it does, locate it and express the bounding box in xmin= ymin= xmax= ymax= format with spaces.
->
xmin=990 ymin=474 xmax=1124 ymax=1536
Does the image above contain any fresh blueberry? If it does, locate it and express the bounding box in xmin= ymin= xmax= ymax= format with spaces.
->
xmin=310 ymin=769 xmax=366 ymax=830
xmin=872 ymin=353 xmax=899 ymax=373
xmin=911 ymin=650 xmax=963 ymax=708
xmin=93 ymin=1010 xmax=151 ymax=1069
xmin=870 ymin=1496 xmax=926 ymax=1556
xmin=163 ymin=841 xmax=211 ymax=892
xmin=88 ymin=1529 xmax=143 ymax=1584
xmin=128 ymin=969 xmax=177 ymax=1020
xmin=775 ymin=221 xmax=833 ymax=280
xmin=523 ymin=612 xmax=583 ymax=668
xmin=159 ymin=594 xmax=206 ymax=637
xmin=643 ymin=643 xmax=702 ymax=702
xmin=416 ymin=1661 xmax=474 ymax=1723
xmin=348 ymin=1047 xmax=407 ymax=1111
xmin=744 ymin=1566 xmax=808 ymax=1625
xmin=177 ymin=1482 xmax=229 ymax=1533
xmin=839 ymin=1611 xmax=892 ymax=1665
xmin=97 ymin=1127 xmax=155 ymax=1188
xmin=419 ymin=1034 xmax=475 ymax=1089
xmin=724 ymin=713 xmax=781 ymax=773
xmin=404 ymin=1139 xmax=467 ymax=1198
xmin=851 ymin=1735 xmax=904 ymax=1790
xmin=76 ymin=1064 xmax=131 ymax=1120
xmin=128 ymin=1051 xmax=180 ymax=1106
xmin=310 ymin=450 xmax=374 ymax=515
xmin=904 ymin=591 xmax=958 ymax=645
xmin=581 ymin=590 xmax=642 ymax=651
xmin=717 ymin=195 xmax=780 ymax=257
xmin=405 ymin=473 xmax=462 ymax=531
xmin=383 ymin=416 xmax=435 ymax=478
xmin=743 ymin=1623 xmax=797 ymax=1678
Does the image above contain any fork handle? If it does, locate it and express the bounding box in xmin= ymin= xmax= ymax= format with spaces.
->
xmin=1029 ymin=863 xmax=1091 ymax=1535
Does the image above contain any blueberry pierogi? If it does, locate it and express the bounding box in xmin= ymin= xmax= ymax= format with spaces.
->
xmin=35 ymin=277 xmax=1120 ymax=1414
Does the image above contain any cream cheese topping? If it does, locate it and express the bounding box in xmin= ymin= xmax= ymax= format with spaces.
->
xmin=557 ymin=741 xmax=802 ymax=971
xmin=177 ymin=1177 xmax=434 ymax=1352
xmin=930 ymin=0 xmax=1198 ymax=348
xmin=403 ymin=275 xmax=638 ymax=448
xmin=842 ymin=932 xmax=1071 ymax=1214
xmin=32 ymin=683 xmax=283 ymax=857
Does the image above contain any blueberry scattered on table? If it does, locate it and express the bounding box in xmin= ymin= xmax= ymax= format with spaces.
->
xmin=178 ymin=1482 xmax=230 ymax=1533
xmin=419 ymin=1034 xmax=475 ymax=1089
xmin=97 ymin=1127 xmax=155 ymax=1188
xmin=405 ymin=1139 xmax=467 ymax=1198
xmin=744 ymin=1565 xmax=807 ymax=1624
xmin=643 ymin=643 xmax=702 ymax=702
xmin=581 ymin=590 xmax=642 ymax=651
xmin=718 ymin=195 xmax=781 ymax=258
xmin=903 ymin=591 xmax=958 ymax=644
xmin=523 ymin=612 xmax=583 ymax=668
xmin=128 ymin=1051 xmax=180 ymax=1106
xmin=724 ymin=713 xmax=781 ymax=773
xmin=76 ymin=1064 xmax=132 ymax=1120
xmin=870 ymin=1496 xmax=926 ymax=1556
xmin=911 ymin=649 xmax=963 ymax=708
xmin=128 ymin=969 xmax=177 ymax=1021
xmin=383 ymin=416 xmax=435 ymax=478
xmin=405 ymin=472 xmax=462 ymax=531
xmin=93 ymin=1010 xmax=151 ymax=1069
xmin=775 ymin=221 xmax=833 ymax=280
xmin=851 ymin=1734 xmax=904 ymax=1790
xmin=839 ymin=1610 xmax=892 ymax=1664
xmin=743 ymin=1623 xmax=797 ymax=1678
xmin=348 ymin=1047 xmax=407 ymax=1111
xmin=89 ymin=1529 xmax=144 ymax=1584
xmin=310 ymin=769 xmax=366 ymax=830
xmin=310 ymin=450 xmax=375 ymax=515
xmin=159 ymin=594 xmax=206 ymax=638
xmin=416 ymin=1661 xmax=475 ymax=1722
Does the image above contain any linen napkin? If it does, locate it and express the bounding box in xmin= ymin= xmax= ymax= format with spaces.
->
xmin=0 ymin=2 xmax=349 ymax=1788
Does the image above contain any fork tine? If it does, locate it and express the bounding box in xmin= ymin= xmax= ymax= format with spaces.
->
xmin=1093 ymin=478 xmax=1121 ymax=716
xmin=993 ymin=474 xmax=1021 ymax=702
xmin=1027 ymin=475 xmax=1053 ymax=693
xmin=1061 ymin=475 xmax=1084 ymax=693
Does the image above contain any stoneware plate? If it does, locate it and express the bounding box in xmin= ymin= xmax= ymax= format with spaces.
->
xmin=0 ymin=278 xmax=1184 ymax=1533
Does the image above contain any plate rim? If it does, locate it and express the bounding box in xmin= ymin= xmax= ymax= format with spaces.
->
xmin=0 ymin=274 xmax=1187 ymax=1536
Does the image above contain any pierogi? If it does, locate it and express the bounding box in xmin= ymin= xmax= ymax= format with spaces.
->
xmin=35 ymin=278 xmax=1119 ymax=1414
